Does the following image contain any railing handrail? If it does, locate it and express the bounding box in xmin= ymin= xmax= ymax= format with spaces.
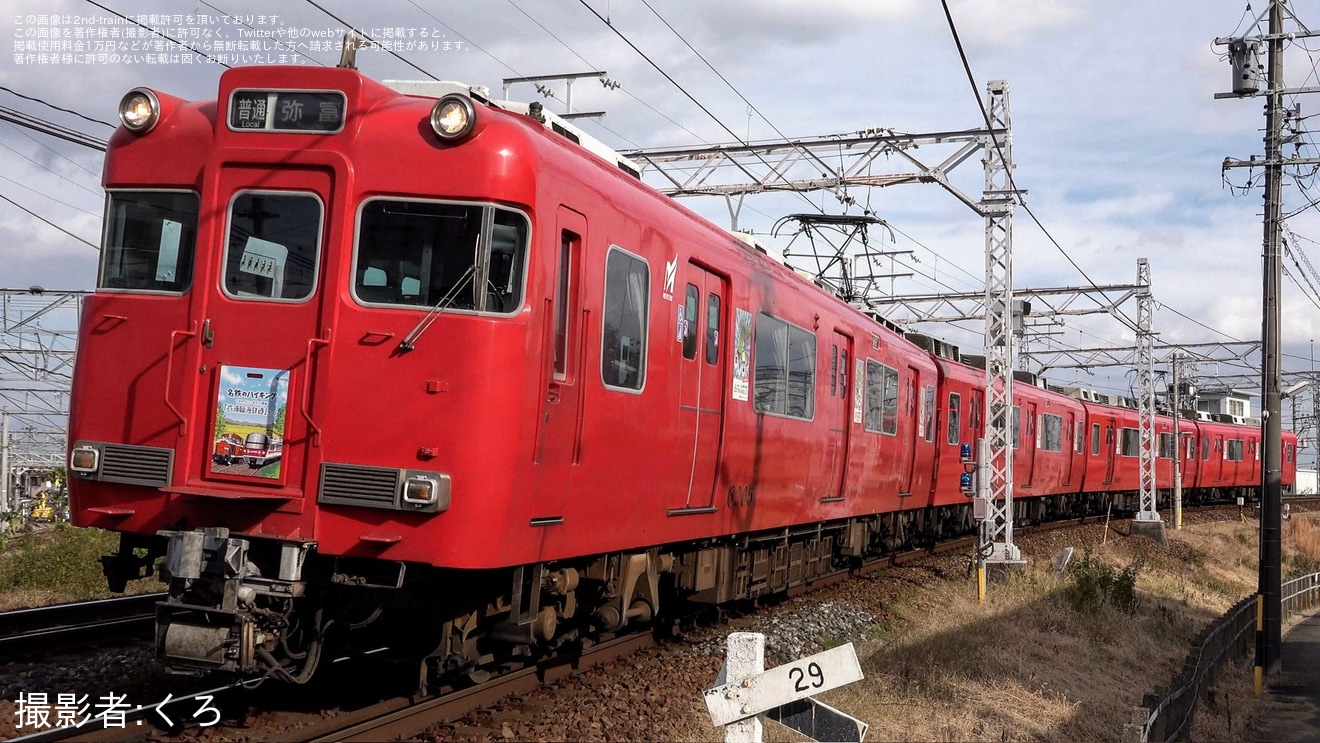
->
xmin=1136 ymin=571 xmax=1320 ymax=742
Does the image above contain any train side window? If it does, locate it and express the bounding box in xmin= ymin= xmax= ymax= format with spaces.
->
xmin=863 ymin=360 xmax=898 ymax=435
xmin=486 ymin=209 xmax=529 ymax=313
xmin=601 ymin=247 xmax=649 ymax=391
xmin=224 ymin=191 xmax=322 ymax=301
xmin=1120 ymin=427 xmax=1139 ymax=457
xmin=1075 ymin=421 xmax=1085 ymax=454
xmin=1288 ymin=443 xmax=1295 ymax=463
xmin=947 ymin=393 xmax=961 ymax=445
xmin=1186 ymin=436 xmax=1196 ymax=460
xmin=839 ymin=349 xmax=848 ymax=396
xmin=1202 ymin=438 xmax=1210 ymax=461
xmin=830 ymin=347 xmax=838 ymax=397
xmin=1042 ymin=413 xmax=1063 ymax=452
xmin=1090 ymin=423 xmax=1100 ymax=456
xmin=682 ymin=284 xmax=699 ymax=360
xmin=1227 ymin=439 xmax=1244 ymax=461
xmin=753 ymin=313 xmax=815 ymax=419
xmin=1158 ymin=432 xmax=1175 ymax=459
xmin=100 ymin=191 xmax=199 ymax=293
xmin=1011 ymin=406 xmax=1021 ymax=449
xmin=786 ymin=325 xmax=816 ymax=418
xmin=553 ymin=231 xmax=576 ymax=379
xmin=923 ymin=385 xmax=936 ymax=442
xmin=706 ymin=293 xmax=720 ymax=365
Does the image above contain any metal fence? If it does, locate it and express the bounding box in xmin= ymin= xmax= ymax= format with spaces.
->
xmin=1132 ymin=572 xmax=1320 ymax=742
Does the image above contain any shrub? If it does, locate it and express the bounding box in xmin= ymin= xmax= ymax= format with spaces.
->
xmin=1066 ymin=549 xmax=1142 ymax=614
xmin=0 ymin=523 xmax=118 ymax=599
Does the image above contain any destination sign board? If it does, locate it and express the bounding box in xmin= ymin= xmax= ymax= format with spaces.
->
xmin=228 ymin=90 xmax=345 ymax=133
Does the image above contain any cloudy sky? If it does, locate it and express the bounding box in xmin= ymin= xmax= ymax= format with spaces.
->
xmin=2 ymin=0 xmax=1318 ymax=408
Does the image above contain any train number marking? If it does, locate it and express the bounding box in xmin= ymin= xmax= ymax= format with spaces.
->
xmin=728 ymin=484 xmax=755 ymax=508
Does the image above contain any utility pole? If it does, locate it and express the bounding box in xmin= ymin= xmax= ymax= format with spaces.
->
xmin=1217 ymin=0 xmax=1296 ymax=688
xmin=1 ymin=411 xmax=8 ymax=514
xmin=1257 ymin=0 xmax=1285 ymax=685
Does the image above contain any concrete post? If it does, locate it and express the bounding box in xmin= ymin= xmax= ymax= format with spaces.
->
xmin=721 ymin=632 xmax=765 ymax=743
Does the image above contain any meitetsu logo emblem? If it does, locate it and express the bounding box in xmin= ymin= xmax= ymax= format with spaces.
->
xmin=663 ymin=256 xmax=677 ymax=301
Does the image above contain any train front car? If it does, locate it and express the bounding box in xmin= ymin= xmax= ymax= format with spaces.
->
xmin=68 ymin=67 xmax=554 ymax=684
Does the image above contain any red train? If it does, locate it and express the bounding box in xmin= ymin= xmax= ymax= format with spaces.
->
xmin=67 ymin=65 xmax=1295 ymax=687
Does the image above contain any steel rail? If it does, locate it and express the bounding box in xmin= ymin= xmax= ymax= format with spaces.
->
xmin=0 ymin=592 xmax=161 ymax=656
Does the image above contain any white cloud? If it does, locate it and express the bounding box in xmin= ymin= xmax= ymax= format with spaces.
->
xmin=946 ymin=0 xmax=1086 ymax=49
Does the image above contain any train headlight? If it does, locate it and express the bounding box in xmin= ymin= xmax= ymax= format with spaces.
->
xmin=70 ymin=445 xmax=100 ymax=474
xmin=399 ymin=471 xmax=452 ymax=512
xmin=118 ymin=88 xmax=161 ymax=133
xmin=402 ymin=475 xmax=439 ymax=507
xmin=430 ymin=95 xmax=476 ymax=141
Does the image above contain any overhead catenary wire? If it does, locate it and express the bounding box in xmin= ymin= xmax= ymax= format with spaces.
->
xmin=500 ymin=0 xmax=703 ymax=149
xmin=198 ymin=0 xmax=330 ymax=67
xmin=0 ymin=86 xmax=114 ymax=129
xmin=0 ymin=190 xmax=98 ymax=251
xmin=301 ymin=0 xmax=437 ymax=80
xmin=940 ymin=0 xmax=1123 ymax=314
xmin=81 ymin=0 xmax=231 ymax=68
xmin=0 ymin=129 xmax=103 ymax=199
xmin=573 ymin=0 xmax=829 ymax=220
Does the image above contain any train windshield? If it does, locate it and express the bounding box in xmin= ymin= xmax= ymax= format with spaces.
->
xmin=99 ymin=191 xmax=199 ymax=292
xmin=353 ymin=199 xmax=528 ymax=314
xmin=223 ymin=192 xmax=323 ymax=301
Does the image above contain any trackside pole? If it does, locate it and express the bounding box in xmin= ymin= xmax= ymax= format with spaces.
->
xmin=705 ymin=634 xmax=869 ymax=742
xmin=719 ymin=632 xmax=765 ymax=743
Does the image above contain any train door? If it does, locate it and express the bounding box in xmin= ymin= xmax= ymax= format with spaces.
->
xmin=824 ymin=332 xmax=853 ymax=501
xmin=1104 ymin=420 xmax=1118 ymax=485
xmin=196 ymin=167 xmax=333 ymax=491
xmin=673 ymin=263 xmax=727 ymax=511
xmin=1214 ymin=434 xmax=1226 ymax=482
xmin=1063 ymin=412 xmax=1076 ymax=485
xmin=900 ymin=366 xmax=920 ymax=496
xmin=532 ymin=208 xmax=586 ymax=518
xmin=1021 ymin=402 xmax=1038 ymax=488
xmin=1183 ymin=429 xmax=1197 ymax=489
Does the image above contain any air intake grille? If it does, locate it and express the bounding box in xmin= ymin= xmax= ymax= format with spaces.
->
xmin=319 ymin=463 xmax=400 ymax=510
xmin=99 ymin=444 xmax=173 ymax=487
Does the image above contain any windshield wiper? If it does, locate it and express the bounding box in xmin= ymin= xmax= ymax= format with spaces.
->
xmin=397 ymin=264 xmax=476 ymax=352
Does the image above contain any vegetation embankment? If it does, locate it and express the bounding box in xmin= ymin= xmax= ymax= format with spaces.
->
xmin=0 ymin=523 xmax=151 ymax=611
xmin=779 ymin=513 xmax=1318 ymax=742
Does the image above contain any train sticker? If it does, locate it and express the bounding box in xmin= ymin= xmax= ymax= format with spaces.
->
xmin=732 ymin=308 xmax=751 ymax=401
xmin=211 ymin=365 xmax=289 ymax=478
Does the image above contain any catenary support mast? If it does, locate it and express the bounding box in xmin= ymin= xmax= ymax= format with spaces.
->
xmin=976 ymin=81 xmax=1023 ymax=593
xmin=1131 ymin=258 xmax=1165 ymax=541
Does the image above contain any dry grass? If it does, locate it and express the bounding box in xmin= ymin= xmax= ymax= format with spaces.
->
xmin=0 ymin=523 xmax=156 ymax=610
xmin=756 ymin=515 xmax=1302 ymax=743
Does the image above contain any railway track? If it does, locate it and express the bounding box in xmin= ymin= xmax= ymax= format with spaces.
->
xmin=269 ymin=633 xmax=655 ymax=742
xmin=0 ymin=593 xmax=161 ymax=657
xmin=10 ymin=498 xmax=1312 ymax=742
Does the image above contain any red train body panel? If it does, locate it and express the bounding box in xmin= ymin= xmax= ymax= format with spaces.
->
xmin=66 ymin=66 xmax=1296 ymax=683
